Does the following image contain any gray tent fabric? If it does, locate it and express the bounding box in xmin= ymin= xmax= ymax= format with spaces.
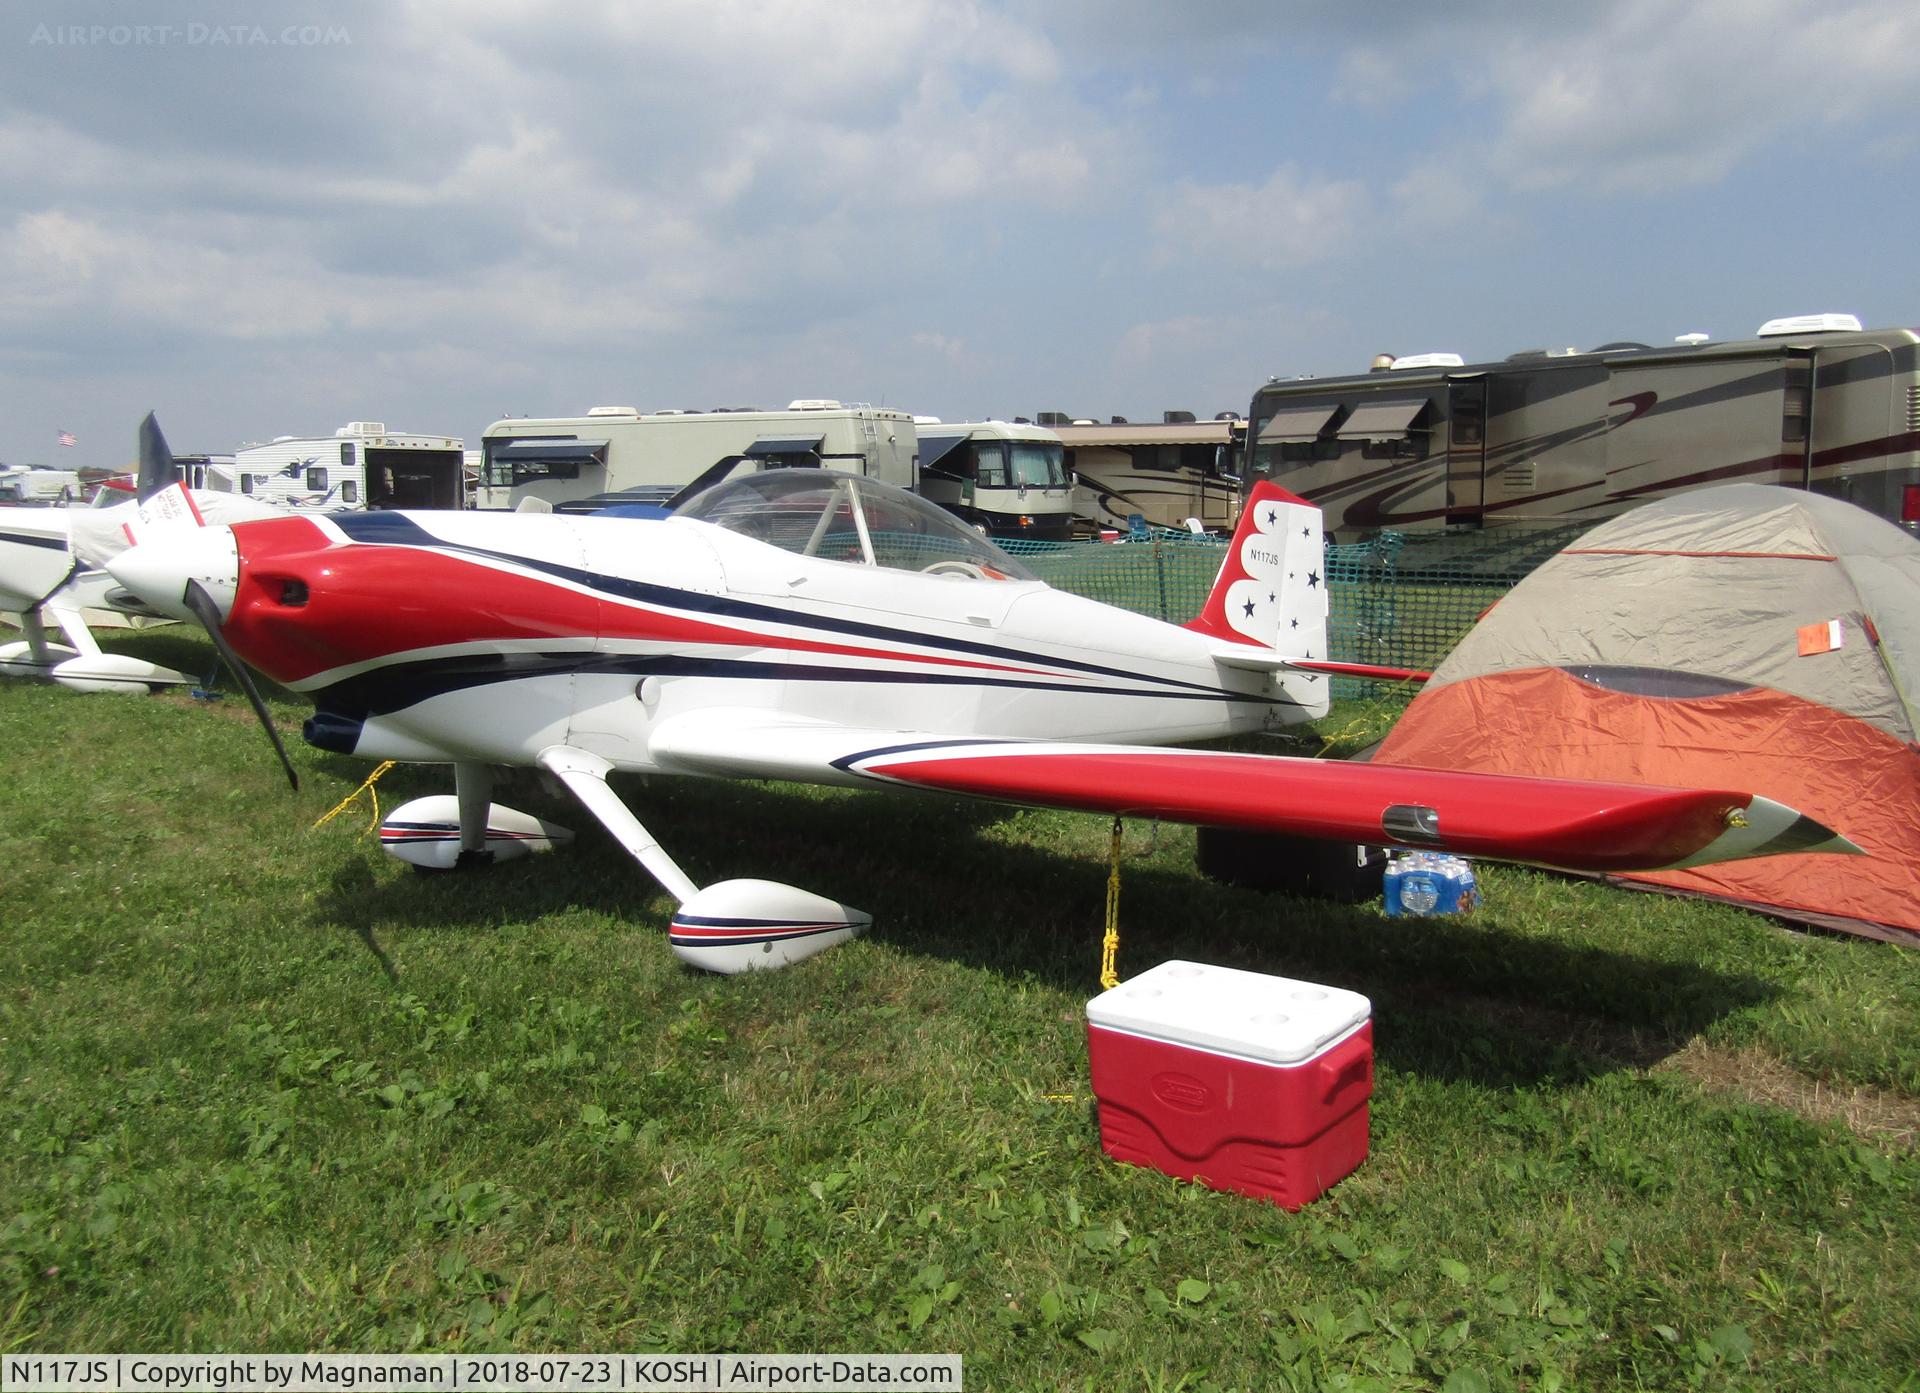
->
xmin=1422 ymin=484 xmax=1920 ymax=743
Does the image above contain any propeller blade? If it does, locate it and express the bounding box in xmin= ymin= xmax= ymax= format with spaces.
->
xmin=137 ymin=412 xmax=176 ymax=503
xmin=182 ymin=579 xmax=300 ymax=792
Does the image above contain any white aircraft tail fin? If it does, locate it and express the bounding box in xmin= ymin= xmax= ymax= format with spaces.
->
xmin=1185 ymin=480 xmax=1328 ymax=662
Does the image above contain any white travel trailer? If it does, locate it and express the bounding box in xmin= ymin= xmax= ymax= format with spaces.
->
xmin=228 ymin=422 xmax=466 ymax=510
xmin=914 ymin=420 xmax=1073 ymax=540
xmin=0 ymin=466 xmax=88 ymax=504
xmin=1245 ymin=315 xmax=1920 ymax=539
xmin=478 ymin=402 xmax=918 ymax=511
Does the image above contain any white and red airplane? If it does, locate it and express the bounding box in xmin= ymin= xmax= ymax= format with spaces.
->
xmin=106 ymin=467 xmax=1859 ymax=973
xmin=0 ymin=416 xmax=278 ymax=692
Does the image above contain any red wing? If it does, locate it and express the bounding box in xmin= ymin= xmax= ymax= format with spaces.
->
xmin=648 ymin=716 xmax=1859 ymax=873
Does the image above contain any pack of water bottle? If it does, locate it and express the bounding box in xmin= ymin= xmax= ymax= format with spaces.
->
xmin=1381 ymin=851 xmax=1479 ymax=916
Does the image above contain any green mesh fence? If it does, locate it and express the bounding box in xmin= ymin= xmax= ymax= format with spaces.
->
xmin=797 ymin=524 xmax=1578 ymax=699
xmin=1002 ymin=524 xmax=1586 ymax=697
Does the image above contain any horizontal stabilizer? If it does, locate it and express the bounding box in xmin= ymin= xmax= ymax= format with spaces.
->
xmin=1210 ymin=646 xmax=1431 ymax=683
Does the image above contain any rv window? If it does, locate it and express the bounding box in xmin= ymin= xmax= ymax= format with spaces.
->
xmin=1450 ymin=398 xmax=1485 ymax=447
xmin=339 ymin=442 xmax=353 ymax=469
xmin=342 ymin=480 xmax=358 ymax=504
xmin=1783 ymin=364 xmax=1811 ymax=443
xmin=485 ymin=437 xmax=607 ymax=488
xmin=305 ymin=467 xmax=328 ymax=492
xmin=240 ymin=474 xmax=254 ymax=495
xmin=973 ymin=443 xmax=1010 ymax=489
xmin=513 ymin=459 xmax=581 ymax=486
xmin=1361 ymin=433 xmax=1426 ymax=460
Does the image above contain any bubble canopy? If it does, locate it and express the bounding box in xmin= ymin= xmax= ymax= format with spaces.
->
xmin=674 ymin=468 xmax=1037 ymax=580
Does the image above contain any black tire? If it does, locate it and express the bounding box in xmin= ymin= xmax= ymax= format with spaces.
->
xmin=1196 ymin=826 xmax=1387 ymax=903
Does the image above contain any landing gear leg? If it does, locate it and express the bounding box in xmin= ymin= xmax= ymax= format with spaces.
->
xmin=455 ymin=762 xmax=496 ymax=868
xmin=537 ymin=747 xmax=699 ymax=902
xmin=536 ymin=744 xmax=869 ymax=974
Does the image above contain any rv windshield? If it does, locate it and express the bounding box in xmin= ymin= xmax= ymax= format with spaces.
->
xmin=1009 ymin=442 xmax=1067 ymax=489
xmin=676 ymin=468 xmax=1035 ymax=579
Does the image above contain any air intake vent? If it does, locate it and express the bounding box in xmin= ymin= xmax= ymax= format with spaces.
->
xmin=1908 ymin=385 xmax=1920 ymax=433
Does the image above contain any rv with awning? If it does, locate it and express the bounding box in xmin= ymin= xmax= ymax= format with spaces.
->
xmin=914 ymin=419 xmax=1073 ymax=540
xmin=1245 ymin=315 xmax=1920 ymax=540
xmin=1046 ymin=412 xmax=1245 ymax=532
xmin=478 ymin=402 xmax=918 ymax=511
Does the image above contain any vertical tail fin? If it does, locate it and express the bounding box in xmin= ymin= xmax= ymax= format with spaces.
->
xmin=136 ymin=412 xmax=177 ymax=503
xmin=1186 ymin=481 xmax=1328 ymax=662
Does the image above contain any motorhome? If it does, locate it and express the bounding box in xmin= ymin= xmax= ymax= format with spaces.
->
xmin=1245 ymin=315 xmax=1920 ymax=540
xmin=229 ymin=422 xmax=466 ymax=510
xmin=914 ymin=420 xmax=1073 ymax=540
xmin=0 ymin=465 xmax=87 ymax=504
xmin=477 ymin=402 xmax=918 ymax=511
xmin=1046 ymin=412 xmax=1244 ymax=533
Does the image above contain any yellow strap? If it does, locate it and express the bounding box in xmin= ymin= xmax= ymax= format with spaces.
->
xmin=312 ymin=760 xmax=396 ymax=836
xmin=1099 ymin=815 xmax=1124 ymax=990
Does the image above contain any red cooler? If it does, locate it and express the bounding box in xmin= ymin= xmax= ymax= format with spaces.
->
xmin=1085 ymin=960 xmax=1373 ymax=1209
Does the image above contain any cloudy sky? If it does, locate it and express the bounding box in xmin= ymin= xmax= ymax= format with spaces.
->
xmin=3 ymin=0 xmax=1917 ymax=467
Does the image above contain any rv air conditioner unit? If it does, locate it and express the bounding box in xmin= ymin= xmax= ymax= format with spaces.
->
xmin=1757 ymin=313 xmax=1862 ymax=337
xmin=1388 ymin=353 xmax=1467 ymax=370
xmin=786 ymin=399 xmax=843 ymax=411
xmin=337 ymin=422 xmax=387 ymax=437
xmin=586 ymin=406 xmax=640 ymax=417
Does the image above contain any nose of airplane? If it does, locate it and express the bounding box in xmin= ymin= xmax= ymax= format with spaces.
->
xmin=106 ymin=525 xmax=241 ymax=625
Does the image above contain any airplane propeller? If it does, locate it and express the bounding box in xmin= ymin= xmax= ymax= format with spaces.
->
xmin=181 ymin=578 xmax=301 ymax=792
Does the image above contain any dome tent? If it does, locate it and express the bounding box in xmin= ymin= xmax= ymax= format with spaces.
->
xmin=1372 ymin=484 xmax=1920 ymax=946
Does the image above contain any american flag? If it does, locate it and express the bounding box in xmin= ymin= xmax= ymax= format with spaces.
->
xmin=57 ymin=430 xmax=76 ymax=448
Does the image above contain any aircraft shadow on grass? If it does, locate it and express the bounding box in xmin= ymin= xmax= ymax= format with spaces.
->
xmin=307 ymin=756 xmax=1775 ymax=1093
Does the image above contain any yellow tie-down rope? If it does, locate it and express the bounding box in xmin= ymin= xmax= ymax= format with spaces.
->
xmin=1100 ymin=815 xmax=1125 ymax=990
xmin=312 ymin=760 xmax=396 ymax=837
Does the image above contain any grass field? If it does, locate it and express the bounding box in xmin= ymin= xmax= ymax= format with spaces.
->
xmin=2 ymin=626 xmax=1917 ymax=1391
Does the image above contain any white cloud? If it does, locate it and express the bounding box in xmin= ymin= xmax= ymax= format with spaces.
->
xmin=1387 ymin=162 xmax=1489 ymax=235
xmin=1480 ymin=0 xmax=1920 ymax=193
xmin=1154 ymin=166 xmax=1370 ymax=271
xmin=909 ymin=331 xmax=977 ymax=369
xmin=0 ymin=0 xmax=1121 ymax=376
xmin=1115 ymin=314 xmax=1214 ymax=367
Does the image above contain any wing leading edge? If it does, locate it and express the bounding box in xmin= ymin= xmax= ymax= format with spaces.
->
xmin=647 ymin=711 xmax=1860 ymax=874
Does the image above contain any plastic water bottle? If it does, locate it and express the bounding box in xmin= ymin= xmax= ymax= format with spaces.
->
xmin=1382 ymin=852 xmax=1479 ymax=916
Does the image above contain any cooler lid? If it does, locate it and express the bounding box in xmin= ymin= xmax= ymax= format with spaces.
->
xmin=1086 ymin=960 xmax=1371 ymax=1065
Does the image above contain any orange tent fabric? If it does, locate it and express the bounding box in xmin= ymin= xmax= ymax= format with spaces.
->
xmin=1375 ymin=668 xmax=1920 ymax=945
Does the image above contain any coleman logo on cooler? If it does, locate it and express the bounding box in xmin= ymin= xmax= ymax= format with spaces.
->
xmin=1151 ymin=1072 xmax=1214 ymax=1112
